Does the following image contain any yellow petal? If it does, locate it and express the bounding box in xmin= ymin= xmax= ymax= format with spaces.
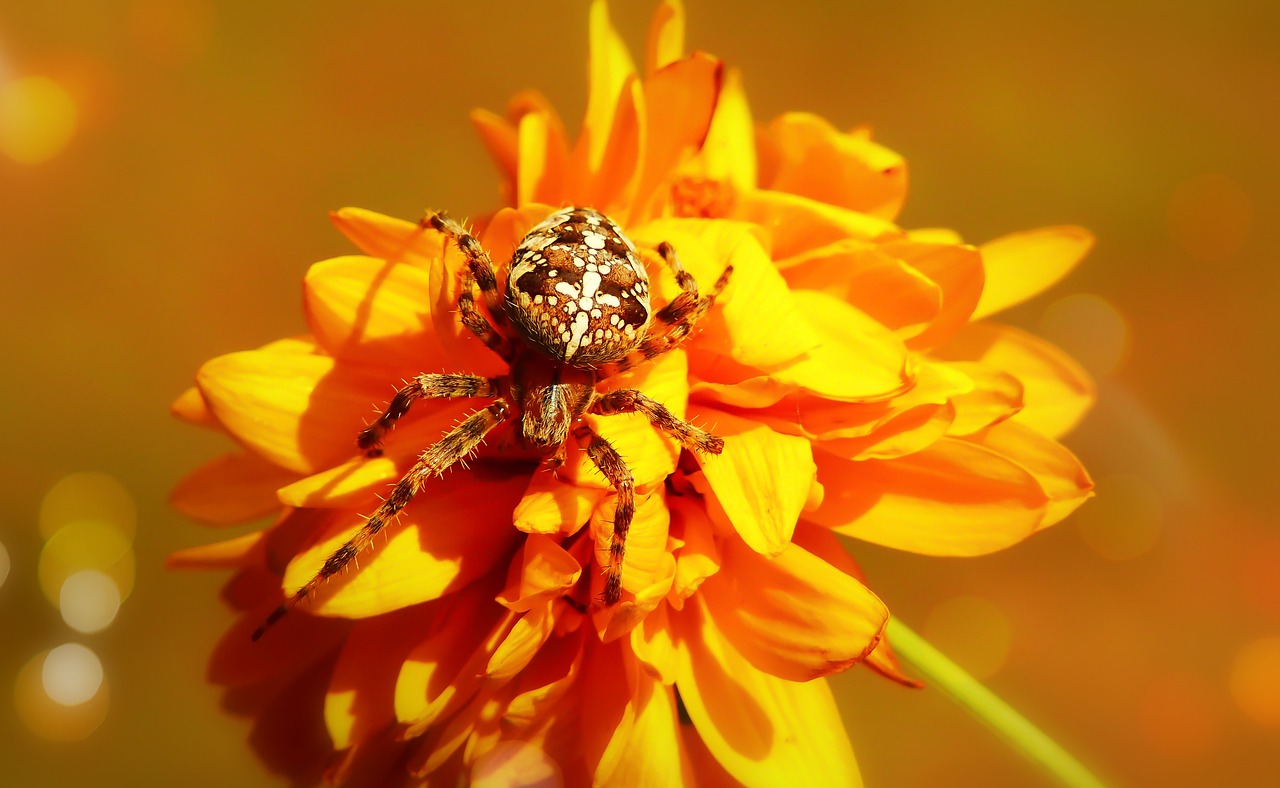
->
xmin=303 ymin=255 xmax=446 ymax=371
xmin=631 ymin=602 xmax=678 ymax=684
xmin=730 ymin=189 xmax=900 ymax=259
xmin=196 ymin=346 xmax=392 ymax=474
xmin=170 ymin=451 xmax=298 ymax=525
xmin=807 ymin=438 xmax=1050 ymax=556
xmin=578 ymin=0 xmax=637 ymax=178
xmin=880 ymin=238 xmax=984 ymax=351
xmin=966 ymin=419 xmax=1094 ymax=529
xmin=591 ymin=487 xmax=672 ymax=598
xmin=329 ymin=207 xmax=443 ymax=268
xmin=936 ymin=322 xmax=1095 ymax=438
xmin=766 ymin=290 xmax=913 ymax=402
xmin=486 ymin=599 xmax=557 ymax=681
xmin=691 ymin=408 xmax=814 ymax=556
xmin=972 ymin=226 xmax=1094 ymax=320
xmin=786 ymin=360 xmax=970 ymax=442
xmin=763 ymin=113 xmax=907 ymax=221
xmin=674 ymin=595 xmax=862 ymax=786
xmin=633 ymin=218 xmax=820 ymax=369
xmin=283 ymin=466 xmax=527 ymax=618
xmin=516 ymin=109 xmax=568 ymax=207
xmin=644 ymin=0 xmax=685 ymax=76
xmin=703 ymin=533 xmax=887 ymax=681
xmin=513 ymin=471 xmax=608 ymax=536
xmin=694 ymin=67 xmax=755 ymax=196
xmin=597 ymin=673 xmax=686 ymax=787
xmin=667 ymin=497 xmax=720 ymax=609
xmin=945 ymin=362 xmax=1025 ymax=435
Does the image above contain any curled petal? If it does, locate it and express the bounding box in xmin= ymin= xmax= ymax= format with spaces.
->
xmin=631 ymin=601 xmax=678 ymax=684
xmin=945 ymin=362 xmax=1025 ymax=435
xmin=763 ymin=113 xmax=907 ymax=220
xmin=965 ymin=419 xmax=1094 ymax=529
xmin=486 ymin=599 xmax=558 ymax=682
xmin=497 ymin=535 xmax=582 ymax=612
xmin=730 ymin=189 xmax=900 ymax=258
xmin=171 ymin=451 xmax=299 ymax=525
xmin=282 ymin=466 xmax=526 ymax=618
xmin=808 ymin=438 xmax=1050 ymax=556
xmin=691 ymin=407 xmax=814 ymax=556
xmin=674 ymin=595 xmax=863 ymax=785
xmin=470 ymin=108 xmax=518 ymax=202
xmin=517 ymin=109 xmax=569 ymax=207
xmin=667 ymin=497 xmax=720 ymax=609
xmin=703 ymin=534 xmax=888 ymax=681
xmin=972 ymin=226 xmax=1095 ymax=320
xmin=936 ymin=321 xmax=1095 ymax=438
xmin=514 ymin=471 xmax=608 ymax=536
xmin=881 ymin=238 xmax=985 ymax=351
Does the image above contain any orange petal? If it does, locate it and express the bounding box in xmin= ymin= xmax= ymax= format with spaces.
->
xmin=691 ymin=408 xmax=814 ymax=556
xmin=634 ymin=218 xmax=820 ymax=369
xmin=807 ymin=438 xmax=1050 ymax=556
xmin=514 ymin=471 xmax=608 ymax=536
xmin=945 ymin=362 xmax=1025 ymax=435
xmin=303 ymin=255 xmax=446 ymax=371
xmin=972 ymin=226 xmax=1095 ymax=320
xmin=329 ymin=207 xmax=443 ymax=268
xmin=592 ymin=75 xmax=645 ymax=215
xmin=593 ymin=551 xmax=676 ymax=644
xmin=196 ymin=345 xmax=393 ymax=474
xmin=780 ymin=239 xmax=942 ymax=341
xmin=763 ymin=113 xmax=907 ymax=221
xmin=703 ymin=533 xmax=887 ymax=681
xmin=165 ymin=531 xmax=264 ymax=570
xmin=881 ymin=237 xmax=985 ymax=351
xmin=504 ymin=630 xmax=584 ymax=728
xmin=634 ymin=53 xmax=722 ymax=219
xmin=936 ymin=321 xmax=1094 ymax=438
xmin=283 ymin=466 xmax=527 ymax=618
xmin=644 ymin=0 xmax=685 ymax=76
xmin=170 ymin=386 xmax=219 ymax=429
xmin=469 ymin=108 xmax=517 ymax=203
xmin=966 ymin=419 xmax=1094 ymax=529
xmin=597 ymin=673 xmax=685 ymax=786
xmin=170 ymin=451 xmax=298 ymax=525
xmin=765 ymin=290 xmax=913 ymax=402
xmin=673 ymin=595 xmax=862 ymax=785
xmin=497 ymin=534 xmax=582 ymax=612
xmin=730 ymin=189 xmax=900 ymax=259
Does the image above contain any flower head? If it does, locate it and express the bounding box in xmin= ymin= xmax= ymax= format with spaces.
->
xmin=171 ymin=1 xmax=1094 ymax=784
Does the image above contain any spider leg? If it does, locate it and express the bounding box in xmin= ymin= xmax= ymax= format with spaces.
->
xmin=591 ymin=389 xmax=724 ymax=455
xmin=578 ymin=424 xmax=634 ymax=606
xmin=599 ymin=243 xmax=732 ymax=378
xmin=357 ymin=373 xmax=499 ymax=456
xmin=252 ymin=399 xmax=511 ymax=641
xmin=426 ymin=211 xmax=513 ymax=360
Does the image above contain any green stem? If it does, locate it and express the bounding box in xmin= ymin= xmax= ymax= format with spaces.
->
xmin=886 ymin=618 xmax=1107 ymax=788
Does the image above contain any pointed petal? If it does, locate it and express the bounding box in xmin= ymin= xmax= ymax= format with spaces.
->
xmin=470 ymin=108 xmax=518 ymax=203
xmin=578 ymin=0 xmax=638 ymax=177
xmin=644 ymin=0 xmax=685 ymax=76
xmin=170 ymin=386 xmax=219 ymax=429
xmin=763 ymin=113 xmax=907 ymax=220
xmin=807 ymin=438 xmax=1050 ymax=555
xmin=329 ymin=207 xmax=443 ymax=268
xmin=282 ymin=466 xmax=526 ymax=618
xmin=691 ymin=408 xmax=814 ymax=556
xmin=170 ymin=451 xmax=298 ymax=525
xmin=631 ymin=602 xmax=678 ymax=684
xmin=935 ymin=322 xmax=1095 ymax=438
xmin=692 ymin=67 xmax=755 ymax=197
xmin=730 ymin=189 xmax=900 ymax=258
xmin=303 ymin=255 xmax=446 ymax=371
xmin=166 ymin=532 xmax=264 ymax=570
xmin=972 ymin=226 xmax=1094 ymax=320
xmin=674 ymin=596 xmax=862 ymax=786
xmin=966 ymin=419 xmax=1094 ymax=529
xmin=703 ymin=532 xmax=887 ymax=681
xmin=196 ymin=346 xmax=392 ymax=474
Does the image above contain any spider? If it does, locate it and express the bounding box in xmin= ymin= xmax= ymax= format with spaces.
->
xmin=252 ymin=206 xmax=732 ymax=640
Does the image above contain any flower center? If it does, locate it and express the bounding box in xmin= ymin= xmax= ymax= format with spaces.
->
xmin=669 ymin=174 xmax=737 ymax=219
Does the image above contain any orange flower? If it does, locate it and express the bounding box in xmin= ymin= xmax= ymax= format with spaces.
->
xmin=170 ymin=1 xmax=1094 ymax=784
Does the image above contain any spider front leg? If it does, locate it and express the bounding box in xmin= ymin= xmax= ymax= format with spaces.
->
xmin=253 ymin=399 xmax=511 ymax=641
xmin=592 ymin=389 xmax=724 ymax=455
xmin=426 ymin=211 xmax=512 ymax=360
xmin=599 ymin=242 xmax=732 ymax=377
xmin=357 ymin=373 xmax=499 ymax=456
xmin=578 ymin=424 xmax=634 ymax=606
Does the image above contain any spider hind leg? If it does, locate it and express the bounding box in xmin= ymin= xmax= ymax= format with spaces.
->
xmin=580 ymin=425 xmax=634 ymax=606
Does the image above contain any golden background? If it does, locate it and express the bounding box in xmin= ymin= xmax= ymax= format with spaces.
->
xmin=1 ymin=0 xmax=1277 ymax=784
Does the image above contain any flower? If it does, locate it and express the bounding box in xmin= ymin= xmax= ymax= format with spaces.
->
xmin=170 ymin=1 xmax=1095 ymax=785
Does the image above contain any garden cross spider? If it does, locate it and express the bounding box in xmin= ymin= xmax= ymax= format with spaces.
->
xmin=253 ymin=206 xmax=732 ymax=640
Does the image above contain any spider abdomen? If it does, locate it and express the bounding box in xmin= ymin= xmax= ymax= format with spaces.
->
xmin=505 ymin=207 xmax=651 ymax=367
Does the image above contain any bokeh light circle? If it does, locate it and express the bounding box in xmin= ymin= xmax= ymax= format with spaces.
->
xmin=39 ymin=471 xmax=137 ymax=542
xmin=1038 ymin=293 xmax=1130 ymax=378
xmin=1075 ymin=474 xmax=1163 ymax=561
xmin=1138 ymin=670 xmax=1222 ymax=760
xmin=42 ymin=643 xmax=104 ymax=707
xmin=0 ymin=75 xmax=77 ymax=164
xmin=15 ymin=650 xmax=110 ymax=741
xmin=39 ymin=520 xmax=136 ymax=608
xmin=922 ymin=595 xmax=1013 ymax=680
xmin=59 ymin=569 xmax=122 ymax=634
xmin=0 ymin=540 xmax=10 ymax=591
xmin=1229 ymin=636 xmax=1280 ymax=727
xmin=1167 ymin=173 xmax=1253 ymax=262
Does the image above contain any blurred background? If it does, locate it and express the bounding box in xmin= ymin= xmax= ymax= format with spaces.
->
xmin=1 ymin=0 xmax=1277 ymax=785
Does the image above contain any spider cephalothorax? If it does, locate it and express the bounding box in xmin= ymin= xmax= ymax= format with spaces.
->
xmin=253 ymin=207 xmax=731 ymax=640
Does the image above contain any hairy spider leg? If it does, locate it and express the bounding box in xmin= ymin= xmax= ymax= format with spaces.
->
xmin=579 ymin=424 xmax=634 ymax=606
xmin=427 ymin=211 xmax=513 ymax=359
xmin=591 ymin=389 xmax=725 ymax=456
xmin=357 ymin=373 xmax=499 ymax=456
xmin=252 ymin=399 xmax=511 ymax=641
xmin=599 ymin=243 xmax=732 ymax=377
